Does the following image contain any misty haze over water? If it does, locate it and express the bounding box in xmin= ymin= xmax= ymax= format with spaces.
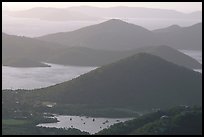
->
xmin=2 ymin=14 xmax=201 ymax=37
xmin=2 ymin=50 xmax=201 ymax=90
xmin=2 ymin=3 xmax=202 ymax=135
xmin=2 ymin=63 xmax=97 ymax=90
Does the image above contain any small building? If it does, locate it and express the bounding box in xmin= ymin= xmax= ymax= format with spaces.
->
xmin=160 ymin=115 xmax=169 ymax=120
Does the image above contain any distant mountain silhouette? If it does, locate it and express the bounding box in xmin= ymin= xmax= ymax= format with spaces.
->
xmin=37 ymin=19 xmax=158 ymax=50
xmin=153 ymin=25 xmax=182 ymax=33
xmin=69 ymin=6 xmax=202 ymax=19
xmin=48 ymin=45 xmax=201 ymax=69
xmin=31 ymin=53 xmax=202 ymax=110
xmin=132 ymin=45 xmax=201 ymax=69
xmin=38 ymin=19 xmax=202 ymax=50
xmin=2 ymin=33 xmax=60 ymax=67
xmin=2 ymin=33 xmax=201 ymax=69
xmin=187 ymin=11 xmax=202 ymax=19
xmin=5 ymin=7 xmax=100 ymax=21
xmin=3 ymin=58 xmax=50 ymax=68
xmin=6 ymin=7 xmax=201 ymax=21
xmin=155 ymin=23 xmax=202 ymax=50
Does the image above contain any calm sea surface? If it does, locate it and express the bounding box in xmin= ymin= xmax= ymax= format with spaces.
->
xmin=179 ymin=50 xmax=202 ymax=73
xmin=37 ymin=115 xmax=133 ymax=134
xmin=2 ymin=63 xmax=97 ymax=90
xmin=2 ymin=50 xmax=201 ymax=90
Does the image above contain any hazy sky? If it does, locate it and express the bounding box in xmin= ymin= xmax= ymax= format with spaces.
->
xmin=2 ymin=2 xmax=202 ymax=13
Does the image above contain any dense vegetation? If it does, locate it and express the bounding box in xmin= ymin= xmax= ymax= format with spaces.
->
xmin=2 ymin=97 xmax=90 ymax=135
xmin=3 ymin=102 xmax=201 ymax=135
xmin=97 ymin=106 xmax=202 ymax=135
xmin=2 ymin=121 xmax=89 ymax=135
xmin=2 ymin=91 xmax=202 ymax=135
xmin=2 ymin=89 xmax=140 ymax=119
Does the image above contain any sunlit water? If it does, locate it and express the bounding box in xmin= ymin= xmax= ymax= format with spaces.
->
xmin=37 ymin=115 xmax=133 ymax=134
xmin=2 ymin=63 xmax=97 ymax=90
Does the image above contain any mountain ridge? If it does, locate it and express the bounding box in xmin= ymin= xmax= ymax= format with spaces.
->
xmin=37 ymin=19 xmax=202 ymax=50
xmin=30 ymin=53 xmax=202 ymax=110
xmin=3 ymin=32 xmax=201 ymax=69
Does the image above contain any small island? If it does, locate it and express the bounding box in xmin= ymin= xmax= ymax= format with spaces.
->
xmin=3 ymin=58 xmax=51 ymax=68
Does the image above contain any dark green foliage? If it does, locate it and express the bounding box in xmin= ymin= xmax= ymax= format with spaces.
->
xmin=97 ymin=111 xmax=164 ymax=135
xmin=97 ymin=106 xmax=202 ymax=135
xmin=169 ymin=109 xmax=202 ymax=134
xmin=2 ymin=89 xmax=140 ymax=119
xmin=2 ymin=124 xmax=89 ymax=135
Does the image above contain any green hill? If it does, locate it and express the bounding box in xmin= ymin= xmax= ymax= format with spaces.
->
xmin=29 ymin=53 xmax=202 ymax=110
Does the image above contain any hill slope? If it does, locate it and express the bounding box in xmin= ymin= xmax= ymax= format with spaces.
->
xmin=37 ymin=19 xmax=202 ymax=50
xmin=2 ymin=33 xmax=57 ymax=67
xmin=37 ymin=19 xmax=159 ymax=50
xmin=97 ymin=106 xmax=202 ymax=135
xmin=3 ymin=58 xmax=50 ymax=68
xmin=47 ymin=45 xmax=202 ymax=69
xmin=156 ymin=23 xmax=202 ymax=50
xmin=153 ymin=25 xmax=182 ymax=33
xmin=136 ymin=45 xmax=201 ymax=69
xmin=33 ymin=53 xmax=202 ymax=110
xmin=3 ymin=33 xmax=201 ymax=69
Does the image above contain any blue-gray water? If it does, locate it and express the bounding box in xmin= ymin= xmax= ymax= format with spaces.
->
xmin=2 ymin=50 xmax=202 ymax=90
xmin=179 ymin=50 xmax=202 ymax=73
xmin=180 ymin=50 xmax=202 ymax=64
xmin=37 ymin=115 xmax=133 ymax=134
xmin=2 ymin=63 xmax=97 ymax=90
